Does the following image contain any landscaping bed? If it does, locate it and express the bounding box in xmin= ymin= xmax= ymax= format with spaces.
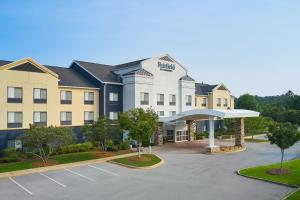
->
xmin=111 ymin=154 xmax=162 ymax=168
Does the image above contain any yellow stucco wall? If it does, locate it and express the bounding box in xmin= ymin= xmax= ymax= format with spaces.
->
xmin=0 ymin=64 xmax=99 ymax=130
xmin=195 ymin=87 xmax=234 ymax=110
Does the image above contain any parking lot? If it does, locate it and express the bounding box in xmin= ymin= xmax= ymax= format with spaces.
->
xmin=0 ymin=142 xmax=300 ymax=200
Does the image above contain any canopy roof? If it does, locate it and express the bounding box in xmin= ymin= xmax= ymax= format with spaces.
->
xmin=159 ymin=109 xmax=260 ymax=122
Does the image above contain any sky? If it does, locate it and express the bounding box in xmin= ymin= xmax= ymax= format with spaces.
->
xmin=1 ymin=0 xmax=300 ymax=97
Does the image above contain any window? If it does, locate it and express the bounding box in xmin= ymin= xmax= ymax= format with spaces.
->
xmin=175 ymin=131 xmax=189 ymax=142
xmin=224 ymin=98 xmax=228 ymax=107
xmin=157 ymin=111 xmax=164 ymax=117
xmin=7 ymin=112 xmax=22 ymax=128
xmin=84 ymin=111 xmax=94 ymax=124
xmin=217 ymin=98 xmax=221 ymax=107
xmin=109 ymin=112 xmax=118 ymax=120
xmin=169 ymin=111 xmax=176 ymax=116
xmin=84 ymin=92 xmax=94 ymax=104
xmin=140 ymin=92 xmax=149 ymax=105
xmin=7 ymin=87 xmax=22 ymax=103
xmin=186 ymin=95 xmax=192 ymax=106
xmin=157 ymin=94 xmax=164 ymax=105
xmin=60 ymin=112 xmax=72 ymax=125
xmin=202 ymin=98 xmax=207 ymax=107
xmin=169 ymin=94 xmax=176 ymax=105
xmin=33 ymin=112 xmax=47 ymax=126
xmin=109 ymin=92 xmax=118 ymax=102
xmin=33 ymin=88 xmax=47 ymax=103
xmin=60 ymin=91 xmax=72 ymax=104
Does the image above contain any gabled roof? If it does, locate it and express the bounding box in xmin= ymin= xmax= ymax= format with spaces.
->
xmin=45 ymin=65 xmax=97 ymax=88
xmin=195 ymin=83 xmax=218 ymax=95
xmin=123 ymin=68 xmax=153 ymax=77
xmin=74 ymin=60 xmax=121 ymax=84
xmin=113 ymin=58 xmax=148 ymax=70
xmin=180 ymin=75 xmax=195 ymax=81
xmin=0 ymin=60 xmax=12 ymax=67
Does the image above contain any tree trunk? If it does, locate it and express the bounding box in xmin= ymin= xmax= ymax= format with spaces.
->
xmin=280 ymin=149 xmax=284 ymax=172
xmin=138 ymin=142 xmax=142 ymax=158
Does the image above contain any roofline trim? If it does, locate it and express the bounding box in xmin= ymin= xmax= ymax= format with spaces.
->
xmin=58 ymin=85 xmax=100 ymax=90
xmin=72 ymin=61 xmax=123 ymax=86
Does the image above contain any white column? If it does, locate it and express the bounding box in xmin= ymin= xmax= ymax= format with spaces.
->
xmin=209 ymin=116 xmax=215 ymax=147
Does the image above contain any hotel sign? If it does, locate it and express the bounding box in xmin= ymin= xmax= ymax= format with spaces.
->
xmin=158 ymin=62 xmax=175 ymax=71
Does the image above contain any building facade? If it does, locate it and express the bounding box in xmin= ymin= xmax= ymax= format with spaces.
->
xmin=0 ymin=54 xmax=234 ymax=150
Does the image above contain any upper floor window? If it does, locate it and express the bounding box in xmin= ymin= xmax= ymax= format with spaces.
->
xmin=169 ymin=94 xmax=176 ymax=106
xmin=109 ymin=92 xmax=118 ymax=102
xmin=33 ymin=88 xmax=47 ymax=104
xmin=60 ymin=91 xmax=72 ymax=104
xmin=7 ymin=87 xmax=22 ymax=103
xmin=186 ymin=95 xmax=192 ymax=106
xmin=84 ymin=92 xmax=94 ymax=104
xmin=140 ymin=92 xmax=149 ymax=105
xmin=33 ymin=112 xmax=47 ymax=127
xmin=169 ymin=111 xmax=176 ymax=116
xmin=157 ymin=111 xmax=164 ymax=117
xmin=157 ymin=94 xmax=164 ymax=105
xmin=202 ymin=98 xmax=207 ymax=107
xmin=217 ymin=98 xmax=221 ymax=107
xmin=7 ymin=112 xmax=22 ymax=128
xmin=109 ymin=112 xmax=118 ymax=120
xmin=224 ymin=98 xmax=228 ymax=107
xmin=84 ymin=111 xmax=94 ymax=124
xmin=60 ymin=112 xmax=72 ymax=125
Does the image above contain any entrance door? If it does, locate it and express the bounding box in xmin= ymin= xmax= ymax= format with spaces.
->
xmin=166 ymin=130 xmax=174 ymax=142
xmin=175 ymin=131 xmax=189 ymax=142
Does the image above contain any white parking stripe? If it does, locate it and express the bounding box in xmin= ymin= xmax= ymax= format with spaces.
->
xmin=65 ymin=168 xmax=95 ymax=182
xmin=39 ymin=172 xmax=67 ymax=188
xmin=9 ymin=177 xmax=33 ymax=195
xmin=88 ymin=165 xmax=119 ymax=176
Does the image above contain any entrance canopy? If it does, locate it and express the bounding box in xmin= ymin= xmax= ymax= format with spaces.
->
xmin=159 ymin=109 xmax=259 ymax=122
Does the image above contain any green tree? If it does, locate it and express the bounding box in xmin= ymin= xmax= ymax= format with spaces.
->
xmin=82 ymin=116 xmax=112 ymax=151
xmin=267 ymin=122 xmax=300 ymax=172
xmin=119 ymin=108 xmax=158 ymax=157
xmin=236 ymin=94 xmax=258 ymax=111
xmin=245 ymin=117 xmax=273 ymax=140
xmin=21 ymin=125 xmax=73 ymax=165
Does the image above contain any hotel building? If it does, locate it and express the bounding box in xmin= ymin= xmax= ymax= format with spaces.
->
xmin=0 ymin=54 xmax=234 ymax=150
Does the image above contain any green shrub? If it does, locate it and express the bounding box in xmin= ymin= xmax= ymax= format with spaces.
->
xmin=106 ymin=140 xmax=118 ymax=152
xmin=119 ymin=140 xmax=130 ymax=150
xmin=57 ymin=142 xmax=93 ymax=154
xmin=0 ymin=148 xmax=22 ymax=163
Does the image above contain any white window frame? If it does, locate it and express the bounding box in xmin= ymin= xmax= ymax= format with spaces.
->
xmin=84 ymin=111 xmax=94 ymax=121
xmin=84 ymin=92 xmax=94 ymax=101
xmin=7 ymin=112 xmax=22 ymax=123
xmin=33 ymin=112 xmax=47 ymax=123
xmin=7 ymin=87 xmax=22 ymax=99
xmin=60 ymin=91 xmax=72 ymax=100
xmin=33 ymin=88 xmax=47 ymax=100
xmin=60 ymin=112 xmax=72 ymax=122
xmin=109 ymin=112 xmax=118 ymax=120
xmin=109 ymin=92 xmax=118 ymax=102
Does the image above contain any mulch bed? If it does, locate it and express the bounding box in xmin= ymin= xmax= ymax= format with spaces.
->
xmin=266 ymin=168 xmax=290 ymax=175
xmin=32 ymin=160 xmax=59 ymax=167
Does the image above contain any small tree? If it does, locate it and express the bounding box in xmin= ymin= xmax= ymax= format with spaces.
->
xmin=245 ymin=117 xmax=273 ymax=140
xmin=21 ymin=125 xmax=73 ymax=165
xmin=267 ymin=122 xmax=300 ymax=172
xmin=119 ymin=108 xmax=158 ymax=158
xmin=82 ymin=116 xmax=110 ymax=151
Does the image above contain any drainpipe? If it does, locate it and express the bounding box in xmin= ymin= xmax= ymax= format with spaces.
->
xmin=103 ymin=83 xmax=106 ymax=116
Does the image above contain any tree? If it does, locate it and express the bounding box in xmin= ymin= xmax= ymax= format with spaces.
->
xmin=21 ymin=125 xmax=73 ymax=165
xmin=236 ymin=94 xmax=258 ymax=111
xmin=119 ymin=108 xmax=158 ymax=157
xmin=267 ymin=122 xmax=300 ymax=172
xmin=82 ymin=116 xmax=112 ymax=151
xmin=245 ymin=117 xmax=273 ymax=140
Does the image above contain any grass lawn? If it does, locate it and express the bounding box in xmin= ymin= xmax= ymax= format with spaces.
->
xmin=245 ymin=138 xmax=268 ymax=143
xmin=239 ymin=158 xmax=300 ymax=200
xmin=112 ymin=154 xmax=161 ymax=167
xmin=0 ymin=150 xmax=132 ymax=173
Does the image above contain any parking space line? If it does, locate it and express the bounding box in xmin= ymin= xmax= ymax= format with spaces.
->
xmin=65 ymin=168 xmax=95 ymax=182
xmin=39 ymin=172 xmax=67 ymax=188
xmin=9 ymin=177 xmax=33 ymax=195
xmin=88 ymin=164 xmax=119 ymax=176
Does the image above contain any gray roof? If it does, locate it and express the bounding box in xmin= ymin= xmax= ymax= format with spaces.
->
xmin=195 ymin=83 xmax=218 ymax=95
xmin=123 ymin=68 xmax=153 ymax=77
xmin=0 ymin=60 xmax=12 ymax=67
xmin=75 ymin=60 xmax=121 ymax=83
xmin=180 ymin=75 xmax=195 ymax=81
xmin=46 ymin=65 xmax=97 ymax=88
xmin=113 ymin=58 xmax=148 ymax=70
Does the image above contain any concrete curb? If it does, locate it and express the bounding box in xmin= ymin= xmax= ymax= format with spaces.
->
xmin=0 ymin=152 xmax=141 ymax=179
xmin=108 ymin=154 xmax=165 ymax=170
xmin=236 ymin=170 xmax=298 ymax=188
xmin=281 ymin=187 xmax=300 ymax=200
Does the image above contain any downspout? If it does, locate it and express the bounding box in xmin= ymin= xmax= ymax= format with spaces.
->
xmin=103 ymin=83 xmax=106 ymax=116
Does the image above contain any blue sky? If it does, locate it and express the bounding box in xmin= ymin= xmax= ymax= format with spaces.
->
xmin=1 ymin=0 xmax=300 ymax=96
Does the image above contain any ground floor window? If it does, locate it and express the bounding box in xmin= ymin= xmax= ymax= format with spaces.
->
xmin=175 ymin=131 xmax=188 ymax=142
